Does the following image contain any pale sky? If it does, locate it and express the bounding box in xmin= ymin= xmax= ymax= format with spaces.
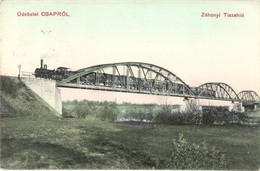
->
xmin=1 ymin=0 xmax=260 ymax=101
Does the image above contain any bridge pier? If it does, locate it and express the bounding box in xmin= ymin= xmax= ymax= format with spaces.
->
xmin=242 ymin=103 xmax=260 ymax=112
xmin=254 ymin=104 xmax=258 ymax=110
xmin=22 ymin=77 xmax=62 ymax=115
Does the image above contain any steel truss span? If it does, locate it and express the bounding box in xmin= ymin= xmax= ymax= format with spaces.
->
xmin=195 ymin=82 xmax=240 ymax=102
xmin=238 ymin=91 xmax=260 ymax=104
xmin=56 ymin=62 xmax=259 ymax=102
xmin=58 ymin=62 xmax=195 ymax=97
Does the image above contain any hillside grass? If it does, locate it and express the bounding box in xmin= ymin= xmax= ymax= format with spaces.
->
xmin=0 ymin=76 xmax=259 ymax=169
xmin=0 ymin=76 xmax=59 ymax=119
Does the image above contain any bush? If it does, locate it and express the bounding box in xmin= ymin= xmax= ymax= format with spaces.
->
xmin=184 ymin=99 xmax=202 ymax=125
xmin=74 ymin=105 xmax=90 ymax=118
xmin=65 ymin=101 xmax=94 ymax=118
xmin=124 ymin=106 xmax=153 ymax=122
xmin=153 ymin=105 xmax=173 ymax=125
xmin=62 ymin=107 xmax=76 ymax=118
xmin=62 ymin=100 xmax=119 ymax=122
xmin=160 ymin=134 xmax=226 ymax=169
xmin=153 ymin=102 xmax=202 ymax=125
xmin=202 ymin=106 xmax=248 ymax=125
xmin=202 ymin=107 xmax=217 ymax=125
xmin=96 ymin=102 xmax=119 ymax=122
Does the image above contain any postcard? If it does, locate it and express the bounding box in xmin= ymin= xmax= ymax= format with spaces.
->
xmin=0 ymin=0 xmax=259 ymax=170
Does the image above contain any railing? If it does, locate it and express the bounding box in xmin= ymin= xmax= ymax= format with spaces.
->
xmin=21 ymin=71 xmax=35 ymax=79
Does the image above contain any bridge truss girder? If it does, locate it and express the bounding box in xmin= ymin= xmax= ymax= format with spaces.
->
xmin=238 ymin=90 xmax=260 ymax=104
xmin=196 ymin=82 xmax=240 ymax=102
xmin=57 ymin=62 xmax=195 ymax=97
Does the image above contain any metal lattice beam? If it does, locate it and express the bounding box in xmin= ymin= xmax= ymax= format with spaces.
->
xmin=56 ymin=62 xmax=259 ymax=103
xmin=238 ymin=90 xmax=260 ymax=103
xmin=57 ymin=62 xmax=195 ymax=97
xmin=196 ymin=82 xmax=240 ymax=101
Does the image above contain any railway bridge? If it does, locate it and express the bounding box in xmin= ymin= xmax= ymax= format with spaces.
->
xmin=23 ymin=62 xmax=260 ymax=114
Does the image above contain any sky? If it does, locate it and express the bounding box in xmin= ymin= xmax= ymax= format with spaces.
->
xmin=0 ymin=0 xmax=259 ymax=102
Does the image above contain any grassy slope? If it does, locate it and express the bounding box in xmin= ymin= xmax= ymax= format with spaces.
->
xmin=0 ymin=76 xmax=59 ymax=119
xmin=0 ymin=76 xmax=259 ymax=169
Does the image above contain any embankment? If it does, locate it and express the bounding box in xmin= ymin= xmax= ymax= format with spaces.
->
xmin=0 ymin=76 xmax=59 ymax=119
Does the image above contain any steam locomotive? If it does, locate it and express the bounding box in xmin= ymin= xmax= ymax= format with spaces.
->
xmin=34 ymin=59 xmax=77 ymax=81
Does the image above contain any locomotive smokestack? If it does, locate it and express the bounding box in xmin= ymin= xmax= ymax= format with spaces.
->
xmin=40 ymin=59 xmax=43 ymax=69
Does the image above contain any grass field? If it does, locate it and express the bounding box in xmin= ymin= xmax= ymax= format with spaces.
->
xmin=0 ymin=76 xmax=260 ymax=169
xmin=1 ymin=113 xmax=260 ymax=169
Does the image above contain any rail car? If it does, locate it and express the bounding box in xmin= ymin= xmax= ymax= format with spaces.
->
xmin=191 ymin=87 xmax=216 ymax=98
